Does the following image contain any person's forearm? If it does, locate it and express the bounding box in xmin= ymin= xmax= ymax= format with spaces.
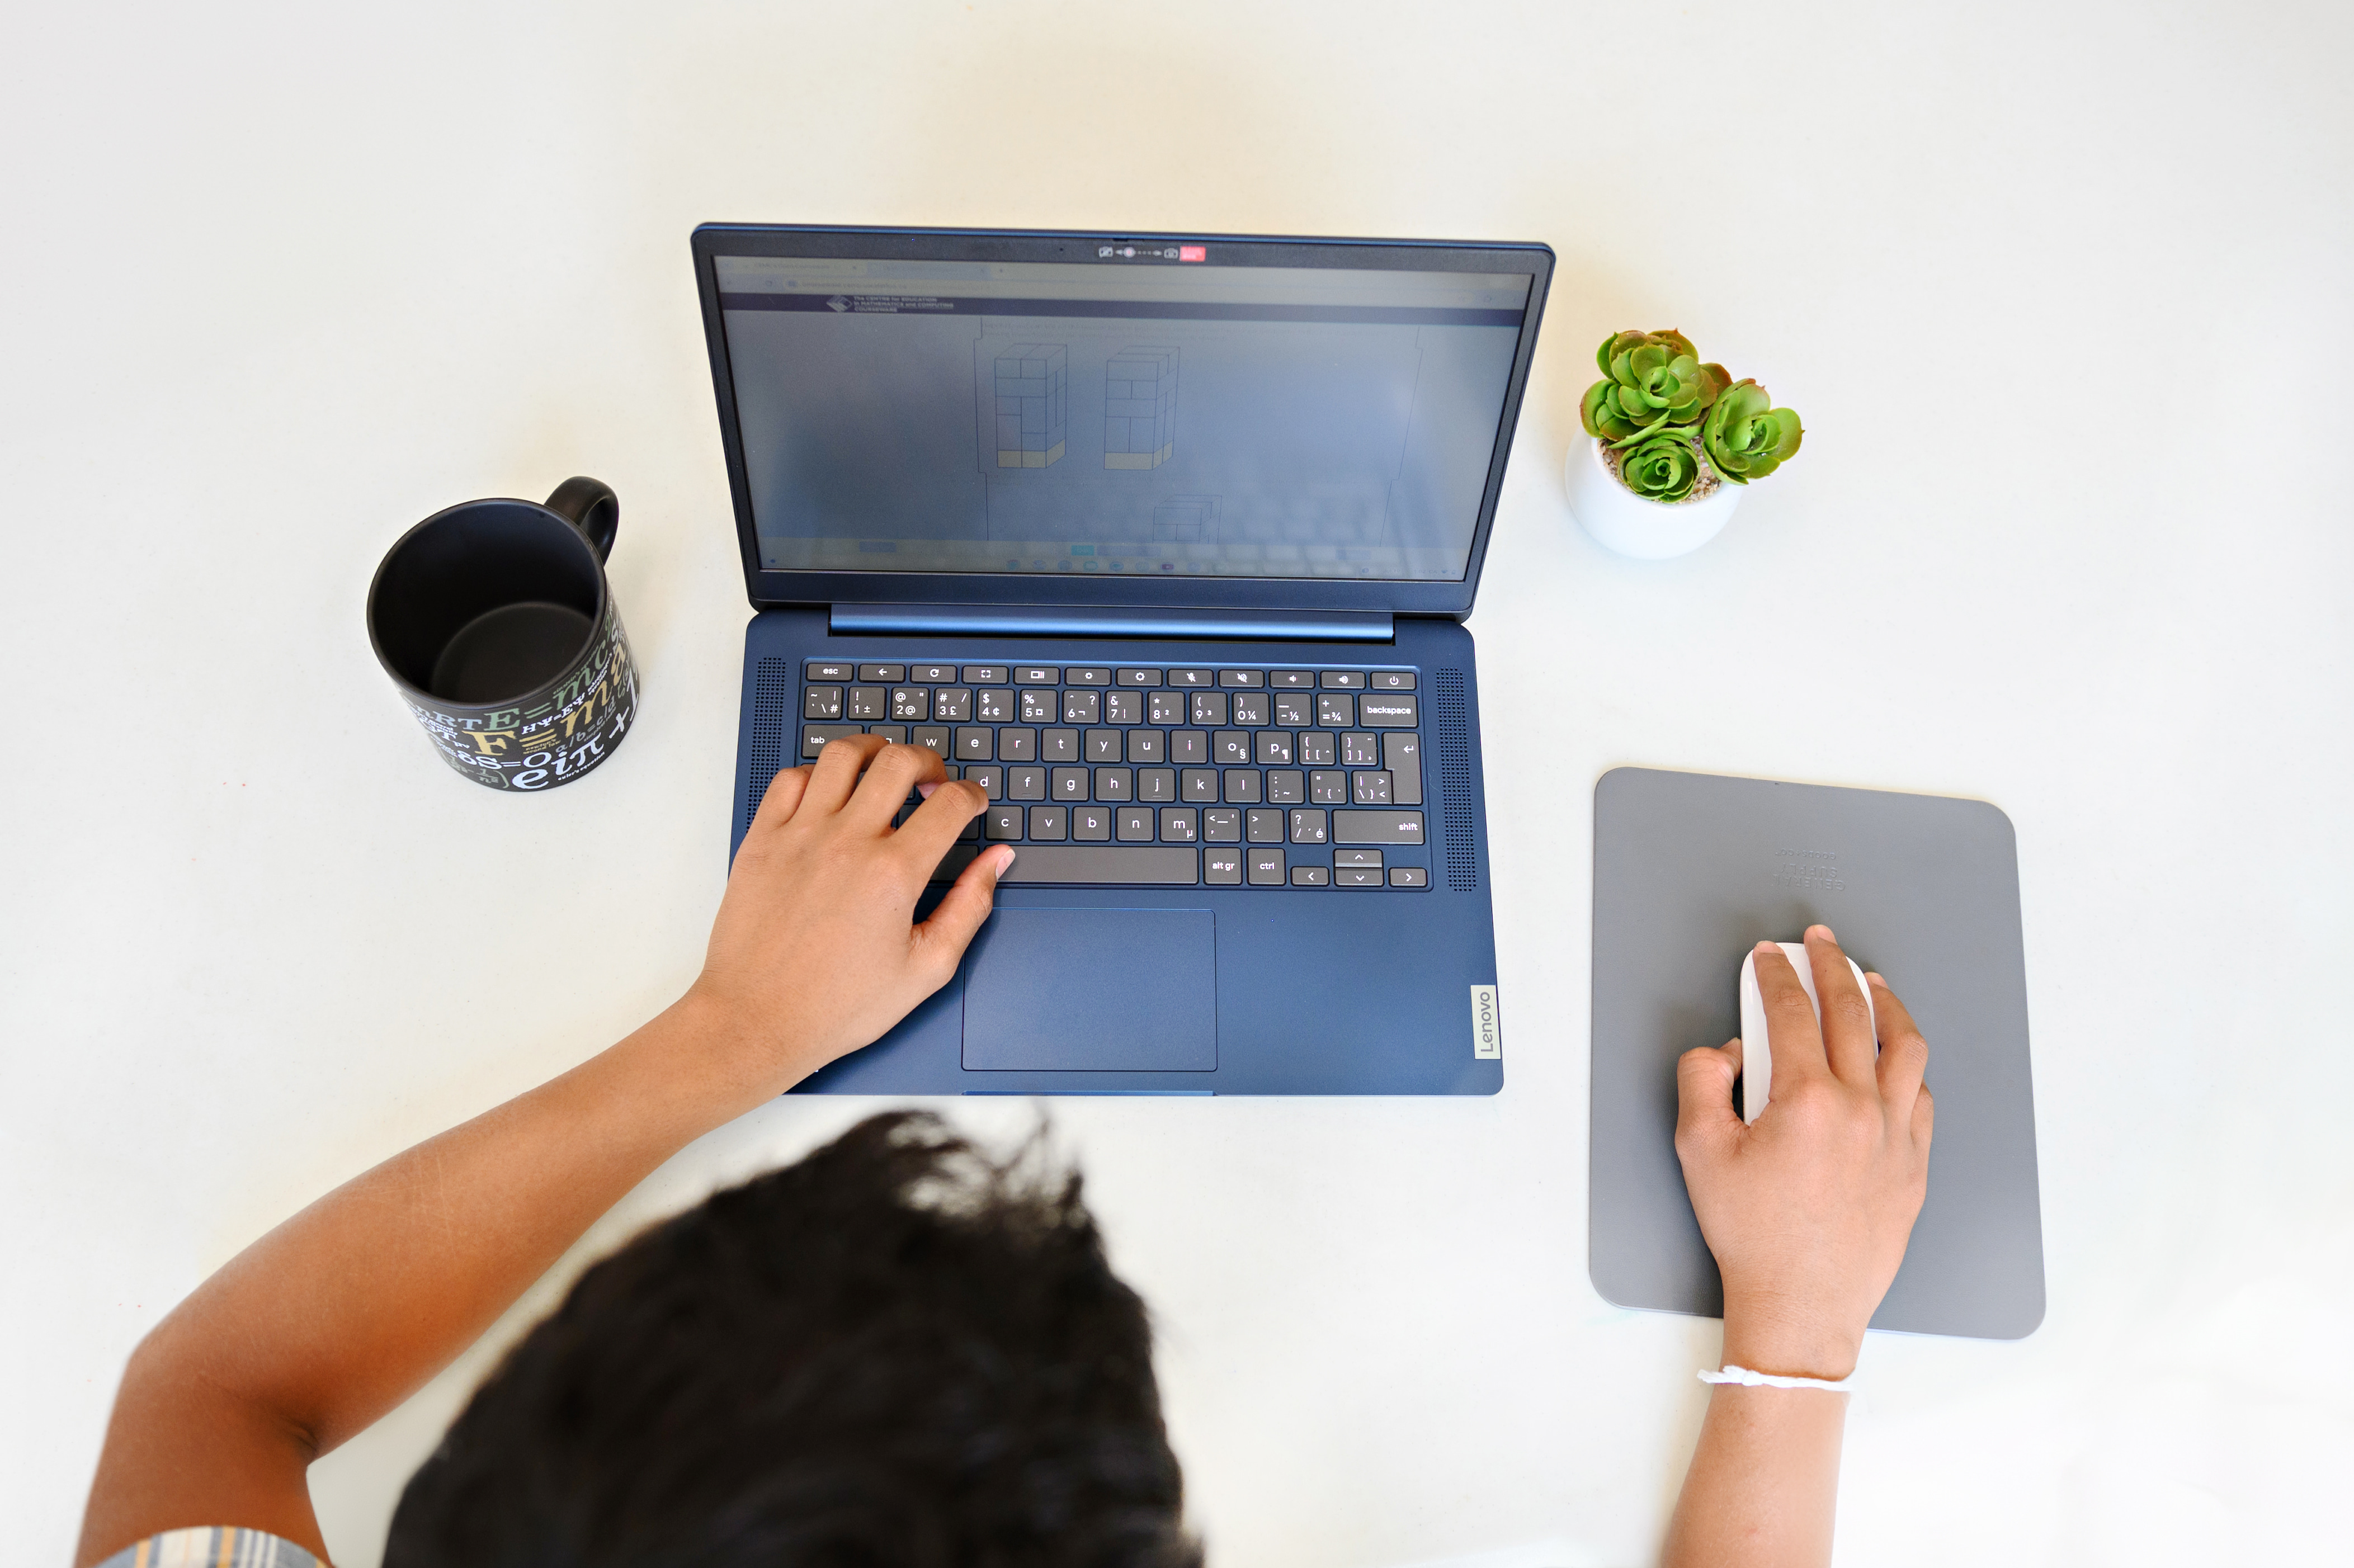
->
xmin=78 ymin=988 xmax=794 ymax=1559
xmin=1661 ymin=1385 xmax=1846 ymax=1568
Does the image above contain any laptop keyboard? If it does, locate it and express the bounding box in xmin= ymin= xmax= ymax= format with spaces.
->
xmin=797 ymin=660 xmax=1431 ymax=889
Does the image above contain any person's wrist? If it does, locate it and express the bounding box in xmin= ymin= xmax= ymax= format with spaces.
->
xmin=1719 ymin=1293 xmax=1864 ymax=1382
xmin=667 ymin=979 xmax=823 ymax=1106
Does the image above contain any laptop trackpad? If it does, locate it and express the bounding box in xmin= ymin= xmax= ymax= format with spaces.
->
xmin=962 ymin=909 xmax=1216 ymax=1072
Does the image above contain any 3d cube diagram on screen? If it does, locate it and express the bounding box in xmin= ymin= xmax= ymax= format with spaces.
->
xmin=1105 ymin=346 xmax=1179 ymax=470
xmin=1154 ymin=495 xmax=1217 ymax=541
xmin=991 ymin=344 xmax=1067 ymax=469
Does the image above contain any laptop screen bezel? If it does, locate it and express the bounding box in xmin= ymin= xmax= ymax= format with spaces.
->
xmin=691 ymin=223 xmax=1554 ymax=620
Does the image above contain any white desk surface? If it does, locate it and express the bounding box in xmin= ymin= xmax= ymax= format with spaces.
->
xmin=4 ymin=5 xmax=2348 ymax=1564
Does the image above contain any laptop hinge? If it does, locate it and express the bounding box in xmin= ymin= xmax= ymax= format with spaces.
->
xmin=827 ymin=604 xmax=1394 ymax=643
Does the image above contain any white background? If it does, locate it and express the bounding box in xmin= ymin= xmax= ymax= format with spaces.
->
xmin=3 ymin=3 xmax=2348 ymax=1564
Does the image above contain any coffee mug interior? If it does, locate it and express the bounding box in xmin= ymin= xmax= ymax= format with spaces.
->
xmin=371 ymin=503 xmax=603 ymax=703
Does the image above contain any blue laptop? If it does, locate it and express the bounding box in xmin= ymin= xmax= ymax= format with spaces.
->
xmin=695 ymin=224 xmax=1551 ymax=1094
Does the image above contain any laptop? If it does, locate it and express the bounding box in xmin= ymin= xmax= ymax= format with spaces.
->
xmin=692 ymin=224 xmax=1552 ymax=1094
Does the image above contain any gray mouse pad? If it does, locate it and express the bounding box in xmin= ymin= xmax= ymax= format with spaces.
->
xmin=963 ymin=908 xmax=1217 ymax=1071
xmin=1591 ymin=768 xmax=2044 ymax=1339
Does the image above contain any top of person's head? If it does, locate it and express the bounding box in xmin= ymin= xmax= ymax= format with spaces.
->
xmin=385 ymin=1111 xmax=1199 ymax=1568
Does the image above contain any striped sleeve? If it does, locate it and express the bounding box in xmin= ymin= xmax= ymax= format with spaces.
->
xmin=93 ymin=1527 xmax=323 ymax=1568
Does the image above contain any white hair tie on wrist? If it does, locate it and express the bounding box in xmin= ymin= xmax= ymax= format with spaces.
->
xmin=1700 ymin=1364 xmax=1856 ymax=1393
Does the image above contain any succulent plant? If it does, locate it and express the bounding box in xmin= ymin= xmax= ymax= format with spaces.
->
xmin=1617 ymin=434 xmax=1705 ymax=502
xmin=1581 ymin=329 xmax=1730 ymax=446
xmin=1700 ymin=379 xmax=1804 ymax=484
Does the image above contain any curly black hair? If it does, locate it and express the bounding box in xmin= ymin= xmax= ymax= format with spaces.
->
xmin=385 ymin=1111 xmax=1199 ymax=1568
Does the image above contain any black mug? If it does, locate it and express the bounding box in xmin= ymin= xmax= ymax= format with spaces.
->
xmin=367 ymin=478 xmax=640 ymax=792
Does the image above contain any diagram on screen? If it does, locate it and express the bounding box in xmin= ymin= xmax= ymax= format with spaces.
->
xmin=1103 ymin=346 xmax=1178 ymax=470
xmin=988 ymin=343 xmax=1066 ymax=468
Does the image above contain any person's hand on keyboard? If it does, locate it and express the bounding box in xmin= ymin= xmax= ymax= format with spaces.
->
xmin=691 ymin=736 xmax=1011 ymax=1086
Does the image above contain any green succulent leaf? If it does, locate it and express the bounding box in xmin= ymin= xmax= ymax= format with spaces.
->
xmin=1619 ymin=434 xmax=1704 ymax=502
xmin=1579 ymin=328 xmax=1726 ymax=445
xmin=1700 ymin=379 xmax=1804 ymax=484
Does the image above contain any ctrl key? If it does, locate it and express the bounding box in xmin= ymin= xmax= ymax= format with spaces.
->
xmin=1205 ymin=848 xmax=1244 ymax=885
xmin=1247 ymin=848 xmax=1286 ymax=886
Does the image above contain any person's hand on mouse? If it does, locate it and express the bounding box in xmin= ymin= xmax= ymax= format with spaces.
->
xmin=687 ymin=736 xmax=1012 ymax=1092
xmin=1673 ymin=925 xmax=1933 ymax=1379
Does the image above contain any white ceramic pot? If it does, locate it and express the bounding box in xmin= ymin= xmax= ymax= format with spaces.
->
xmin=1564 ymin=434 xmax=1742 ymax=560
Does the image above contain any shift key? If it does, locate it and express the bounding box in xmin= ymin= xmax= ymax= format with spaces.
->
xmin=1332 ymin=809 xmax=1424 ymax=845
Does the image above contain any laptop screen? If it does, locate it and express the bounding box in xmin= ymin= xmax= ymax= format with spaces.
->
xmin=710 ymin=252 xmax=1535 ymax=584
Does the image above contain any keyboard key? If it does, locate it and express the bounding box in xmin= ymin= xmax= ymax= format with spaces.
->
xmin=965 ymin=765 xmax=1004 ymax=799
xmin=1218 ymin=669 xmax=1264 ymax=687
xmin=1342 ymin=732 xmax=1381 ymax=767
xmin=1318 ymin=670 xmax=1365 ymax=689
xmin=1274 ymin=692 xmax=1314 ymax=727
xmin=1317 ymin=693 xmax=1355 ymax=728
xmin=1138 ymin=767 xmax=1176 ymax=803
xmin=1072 ymin=805 xmax=1112 ymax=841
xmin=1383 ymin=733 xmax=1422 ymax=805
xmin=1205 ymin=848 xmax=1243 ymax=884
xmin=1232 ymin=694 xmax=1271 ymax=726
xmin=954 ymin=726 xmax=994 ymax=761
xmin=857 ymin=664 xmax=905 ymax=682
xmin=1298 ymin=731 xmax=1336 ymax=766
xmin=1029 ymin=806 xmax=1068 ymax=840
xmin=801 ymin=723 xmax=863 ymax=756
xmin=911 ymin=663 xmax=956 ymax=683
xmin=1335 ymin=849 xmax=1384 ymax=868
xmin=1105 ymin=690 xmax=1143 ymax=725
xmin=1357 ymin=693 xmax=1418 ymax=728
xmin=976 ymin=687 xmax=1015 ymax=721
xmin=1212 ymin=730 xmax=1249 ymax=765
xmin=1223 ymin=769 xmax=1261 ymax=804
xmin=1389 ymin=867 xmax=1430 ymax=888
xmin=1270 ymin=669 xmax=1315 ymax=689
xmin=1267 ymin=769 xmax=1305 ymax=805
xmin=1369 ymin=670 xmax=1416 ymax=691
xmin=1170 ymin=729 xmax=1208 ymax=764
xmin=1254 ymin=730 xmax=1294 ymax=766
xmin=1352 ymin=771 xmax=1394 ymax=806
xmin=1290 ymin=866 xmax=1330 ymax=886
xmin=1007 ymin=767 xmax=1046 ymax=801
xmin=1084 ymin=729 xmax=1122 ymax=762
xmin=1180 ymin=767 xmax=1219 ymax=802
xmin=984 ymin=805 xmax=1023 ymax=840
xmin=1065 ymin=666 xmax=1111 ymax=686
xmin=847 ymin=686 xmax=887 ymax=720
xmin=806 ymin=660 xmax=853 ymax=681
xmin=1116 ymin=667 xmax=1162 ymax=686
xmin=1204 ymin=808 xmax=1242 ymax=842
xmin=998 ymin=846 xmax=1198 ymax=885
xmin=1336 ymin=867 xmax=1383 ymax=887
xmin=1093 ymin=766 xmax=1133 ymax=801
xmin=963 ymin=665 xmax=1008 ymax=683
xmin=1246 ymin=808 xmax=1285 ymax=844
xmin=1148 ymin=691 xmax=1187 ymax=725
xmin=1063 ymin=689 xmax=1101 ymax=724
xmin=913 ymin=726 xmax=950 ymax=756
xmin=890 ymin=687 xmax=928 ymax=720
xmin=933 ymin=688 xmax=973 ymax=721
xmin=1127 ymin=729 xmax=1166 ymax=763
xmin=1170 ymin=667 xmax=1214 ymax=687
xmin=1116 ymin=806 xmax=1155 ymax=842
xmin=1310 ymin=769 xmax=1348 ymax=804
xmin=1191 ymin=691 xmax=1229 ymax=726
xmin=865 ymin=725 xmax=906 ymax=745
xmin=1020 ymin=688 xmax=1058 ymax=722
xmin=1289 ymin=809 xmax=1327 ymax=844
xmin=1160 ymin=807 xmax=1198 ymax=842
xmin=998 ymin=727 xmax=1037 ymax=762
xmin=1333 ymin=810 xmax=1423 ymax=845
xmin=1248 ymin=848 xmax=1285 ymax=885
xmin=804 ymin=686 xmax=845 ymax=719
xmin=1042 ymin=728 xmax=1079 ymax=763
xmin=1051 ymin=767 xmax=1089 ymax=800
xmin=1016 ymin=665 xmax=1058 ymax=684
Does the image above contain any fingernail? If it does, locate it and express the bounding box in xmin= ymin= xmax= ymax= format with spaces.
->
xmin=991 ymin=846 xmax=1017 ymax=870
xmin=1808 ymin=923 xmax=1836 ymax=943
xmin=1753 ymin=939 xmax=1779 ymax=956
xmin=1864 ymin=971 xmax=1884 ymax=985
xmin=917 ymin=781 xmax=939 ymax=799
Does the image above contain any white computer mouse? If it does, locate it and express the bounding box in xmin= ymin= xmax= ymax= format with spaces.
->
xmin=1737 ymin=942 xmax=1876 ymax=1123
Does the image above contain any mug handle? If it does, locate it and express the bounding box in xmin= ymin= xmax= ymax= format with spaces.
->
xmin=543 ymin=476 xmax=619 ymax=563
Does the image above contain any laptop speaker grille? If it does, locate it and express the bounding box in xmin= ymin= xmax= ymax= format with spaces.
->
xmin=1433 ymin=667 xmax=1477 ymax=891
xmin=744 ymin=657 xmax=793 ymax=837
